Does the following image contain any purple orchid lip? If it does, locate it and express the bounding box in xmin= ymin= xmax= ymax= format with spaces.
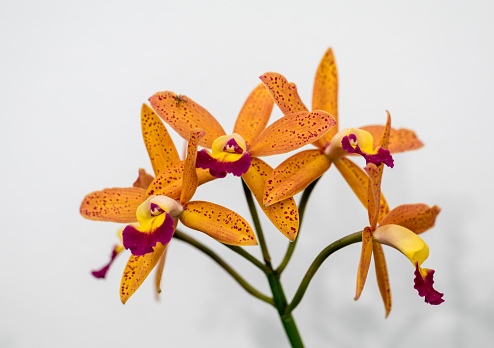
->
xmin=196 ymin=150 xmax=251 ymax=178
xmin=341 ymin=134 xmax=394 ymax=168
xmin=150 ymin=202 xmax=165 ymax=216
xmin=413 ymin=263 xmax=444 ymax=305
xmin=223 ymin=138 xmax=244 ymax=154
xmin=122 ymin=212 xmax=175 ymax=256
xmin=91 ymin=245 xmax=120 ymax=279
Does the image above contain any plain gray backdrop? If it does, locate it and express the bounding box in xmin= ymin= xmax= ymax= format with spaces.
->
xmin=1 ymin=0 xmax=493 ymax=347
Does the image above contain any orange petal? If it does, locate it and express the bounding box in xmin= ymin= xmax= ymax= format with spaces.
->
xmin=263 ymin=150 xmax=331 ymax=206
xmin=365 ymin=163 xmax=381 ymax=230
xmin=373 ymin=242 xmax=391 ymax=317
xmin=180 ymin=201 xmax=257 ymax=246
xmin=80 ymin=187 xmax=147 ymax=223
xmin=378 ymin=111 xmax=392 ymax=150
xmin=380 ymin=204 xmax=441 ymax=235
xmin=148 ymin=92 xmax=226 ymax=148
xmin=141 ymin=104 xmax=181 ymax=176
xmin=333 ymin=158 xmax=389 ymax=222
xmin=241 ymin=158 xmax=299 ymax=241
xmin=249 ymin=110 xmax=336 ymax=157
xmin=133 ymin=168 xmax=155 ymax=190
xmin=146 ymin=162 xmax=216 ymax=199
xmin=154 ymin=245 xmax=168 ymax=299
xmin=120 ymin=243 xmax=168 ymax=304
xmin=233 ymin=83 xmax=274 ymax=149
xmin=312 ymin=48 xmax=339 ymax=148
xmin=180 ymin=129 xmax=205 ymax=205
xmin=259 ymin=72 xmax=308 ymax=115
xmin=359 ymin=125 xmax=424 ymax=154
xmin=355 ymin=226 xmax=373 ymax=300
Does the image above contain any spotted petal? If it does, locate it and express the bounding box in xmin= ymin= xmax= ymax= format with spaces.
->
xmin=373 ymin=243 xmax=391 ymax=317
xmin=180 ymin=201 xmax=257 ymax=246
xmin=146 ymin=162 xmax=216 ymax=198
xmin=380 ymin=204 xmax=441 ymax=235
xmin=80 ymin=187 xmax=147 ymax=223
xmin=242 ymin=157 xmax=299 ymax=241
xmin=263 ymin=150 xmax=331 ymax=206
xmin=312 ymin=48 xmax=339 ymax=148
xmin=233 ymin=83 xmax=274 ymax=149
xmin=359 ymin=125 xmax=424 ymax=154
xmin=259 ymin=72 xmax=308 ymax=115
xmin=141 ymin=104 xmax=181 ymax=176
xmin=148 ymin=91 xmax=226 ymax=148
xmin=180 ymin=129 xmax=205 ymax=204
xmin=355 ymin=226 xmax=373 ymax=300
xmin=120 ymin=243 xmax=168 ymax=304
xmin=249 ymin=110 xmax=335 ymax=157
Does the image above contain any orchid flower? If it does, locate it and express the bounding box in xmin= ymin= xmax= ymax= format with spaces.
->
xmin=260 ymin=48 xmax=423 ymax=214
xmin=148 ymin=84 xmax=336 ymax=241
xmin=119 ymin=128 xmax=257 ymax=303
xmin=353 ymin=115 xmax=443 ymax=317
xmin=81 ymin=105 xmax=215 ymax=291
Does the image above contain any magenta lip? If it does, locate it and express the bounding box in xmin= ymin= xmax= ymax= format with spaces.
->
xmin=341 ymin=134 xmax=394 ymax=168
xmin=413 ymin=263 xmax=444 ymax=305
xmin=196 ymin=150 xmax=251 ymax=178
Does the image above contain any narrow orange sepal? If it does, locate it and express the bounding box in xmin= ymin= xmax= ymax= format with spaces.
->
xmin=141 ymin=104 xmax=181 ymax=176
xmin=180 ymin=201 xmax=257 ymax=246
xmin=233 ymin=83 xmax=274 ymax=149
xmin=80 ymin=187 xmax=147 ymax=223
xmin=242 ymin=157 xmax=299 ymax=241
xmin=380 ymin=204 xmax=441 ymax=235
xmin=259 ymin=72 xmax=308 ymax=115
xmin=180 ymin=129 xmax=205 ymax=205
xmin=249 ymin=110 xmax=335 ymax=157
xmin=263 ymin=150 xmax=331 ymax=206
xmin=148 ymin=92 xmax=226 ymax=148
xmin=355 ymin=227 xmax=373 ymax=300
xmin=373 ymin=242 xmax=392 ymax=317
xmin=312 ymin=48 xmax=339 ymax=148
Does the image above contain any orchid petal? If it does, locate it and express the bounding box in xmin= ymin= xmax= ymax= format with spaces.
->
xmin=242 ymin=157 xmax=299 ymax=241
xmin=359 ymin=125 xmax=424 ymax=154
xmin=355 ymin=227 xmax=373 ymax=300
xmin=141 ymin=104 xmax=181 ymax=175
xmin=249 ymin=110 xmax=335 ymax=157
xmin=259 ymin=72 xmax=308 ymax=115
xmin=120 ymin=243 xmax=168 ymax=304
xmin=312 ymin=48 xmax=339 ymax=148
xmin=133 ymin=168 xmax=155 ymax=190
xmin=380 ymin=204 xmax=441 ymax=235
xmin=155 ymin=245 xmax=168 ymax=298
xmin=149 ymin=91 xmax=226 ymax=148
xmin=414 ymin=264 xmax=444 ymax=305
xmin=180 ymin=129 xmax=205 ymax=205
xmin=373 ymin=243 xmax=392 ymax=317
xmin=263 ymin=150 xmax=331 ymax=206
xmin=233 ymin=83 xmax=274 ymax=148
xmin=333 ymin=158 xmax=390 ymax=222
xmin=91 ymin=244 xmax=124 ymax=279
xmin=180 ymin=201 xmax=257 ymax=246
xmin=80 ymin=187 xmax=147 ymax=223
xmin=373 ymin=224 xmax=429 ymax=266
xmin=365 ymin=163 xmax=382 ymax=230
xmin=146 ymin=162 xmax=216 ymax=198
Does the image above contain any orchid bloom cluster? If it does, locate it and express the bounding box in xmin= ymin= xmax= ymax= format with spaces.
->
xmin=80 ymin=48 xmax=443 ymax=345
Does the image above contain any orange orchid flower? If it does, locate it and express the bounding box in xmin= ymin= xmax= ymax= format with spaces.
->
xmin=148 ymin=84 xmax=336 ymax=241
xmin=260 ymin=48 xmax=423 ymax=211
xmin=119 ymin=128 xmax=257 ymax=303
xmin=353 ymin=116 xmax=443 ymax=317
xmin=80 ymin=105 xmax=215 ymax=290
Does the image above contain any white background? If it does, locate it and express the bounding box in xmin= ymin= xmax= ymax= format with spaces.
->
xmin=1 ymin=0 xmax=493 ymax=347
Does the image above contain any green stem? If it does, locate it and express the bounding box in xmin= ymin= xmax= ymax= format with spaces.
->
xmin=223 ymin=244 xmax=271 ymax=274
xmin=286 ymin=231 xmax=363 ymax=314
xmin=268 ymin=273 xmax=304 ymax=348
xmin=277 ymin=178 xmax=320 ymax=274
xmin=241 ymin=179 xmax=271 ymax=266
xmin=173 ymin=230 xmax=274 ymax=306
